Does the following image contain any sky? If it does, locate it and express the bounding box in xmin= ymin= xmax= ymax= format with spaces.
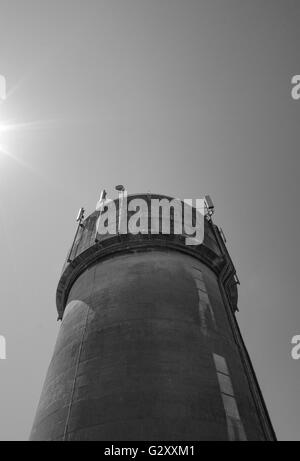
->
xmin=0 ymin=0 xmax=299 ymax=440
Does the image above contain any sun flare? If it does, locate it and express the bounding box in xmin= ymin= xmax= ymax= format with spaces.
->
xmin=0 ymin=121 xmax=16 ymax=158
xmin=0 ymin=80 xmax=58 ymax=179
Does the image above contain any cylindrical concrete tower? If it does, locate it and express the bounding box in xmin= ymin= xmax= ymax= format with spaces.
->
xmin=30 ymin=193 xmax=275 ymax=441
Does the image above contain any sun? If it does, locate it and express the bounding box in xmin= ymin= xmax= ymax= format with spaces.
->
xmin=0 ymin=92 xmax=17 ymax=158
xmin=0 ymin=123 xmax=9 ymax=155
xmin=0 ymin=81 xmax=38 ymax=163
xmin=0 ymin=79 xmax=58 ymax=174
xmin=0 ymin=113 xmax=39 ymax=170
xmin=0 ymin=120 xmax=17 ymax=158
xmin=0 ymin=118 xmax=42 ymax=173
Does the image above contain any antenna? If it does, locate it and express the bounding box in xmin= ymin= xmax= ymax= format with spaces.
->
xmin=115 ymin=185 xmax=126 ymax=234
xmin=115 ymin=184 xmax=125 ymax=192
xmin=76 ymin=207 xmax=85 ymax=225
xmin=99 ymin=189 xmax=107 ymax=202
xmin=234 ymin=273 xmax=240 ymax=285
xmin=95 ymin=189 xmax=108 ymax=242
xmin=204 ymin=195 xmax=215 ymax=220
xmin=96 ymin=189 xmax=107 ymax=211
xmin=67 ymin=207 xmax=85 ymax=263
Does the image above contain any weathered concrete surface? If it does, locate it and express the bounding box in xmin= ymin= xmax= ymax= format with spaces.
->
xmin=30 ymin=251 xmax=273 ymax=441
xmin=30 ymin=193 xmax=275 ymax=441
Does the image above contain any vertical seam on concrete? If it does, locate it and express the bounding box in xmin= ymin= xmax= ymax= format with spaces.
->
xmin=213 ymin=353 xmax=247 ymax=441
xmin=62 ymin=267 xmax=95 ymax=441
xmin=217 ymin=273 xmax=275 ymax=440
xmin=62 ymin=305 xmax=90 ymax=440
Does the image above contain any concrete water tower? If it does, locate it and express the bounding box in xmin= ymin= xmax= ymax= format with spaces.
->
xmin=30 ymin=192 xmax=276 ymax=441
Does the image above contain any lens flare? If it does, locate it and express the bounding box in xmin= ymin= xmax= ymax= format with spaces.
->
xmin=0 ymin=78 xmax=47 ymax=169
xmin=0 ymin=119 xmax=47 ymax=175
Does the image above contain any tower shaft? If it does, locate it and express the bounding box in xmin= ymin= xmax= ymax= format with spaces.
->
xmin=30 ymin=194 xmax=275 ymax=441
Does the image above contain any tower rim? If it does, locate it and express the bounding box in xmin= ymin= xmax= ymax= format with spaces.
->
xmin=56 ymin=232 xmax=234 ymax=320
